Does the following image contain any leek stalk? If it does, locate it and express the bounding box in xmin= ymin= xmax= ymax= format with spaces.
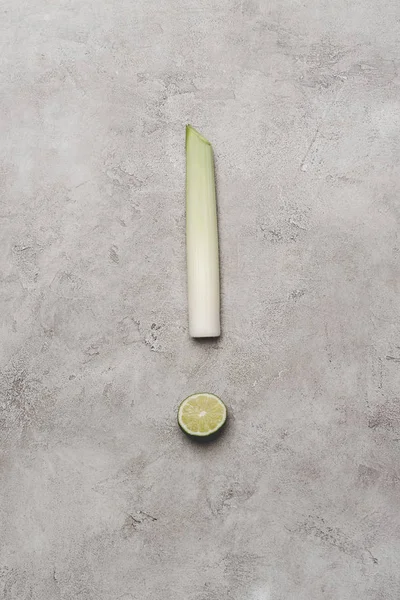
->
xmin=186 ymin=125 xmax=220 ymax=338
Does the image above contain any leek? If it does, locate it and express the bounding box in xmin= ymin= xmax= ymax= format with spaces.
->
xmin=186 ymin=125 xmax=220 ymax=338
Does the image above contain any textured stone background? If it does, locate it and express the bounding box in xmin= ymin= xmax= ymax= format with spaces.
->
xmin=1 ymin=1 xmax=400 ymax=599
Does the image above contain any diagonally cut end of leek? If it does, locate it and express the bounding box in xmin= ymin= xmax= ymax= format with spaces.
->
xmin=186 ymin=124 xmax=212 ymax=147
xmin=186 ymin=125 xmax=220 ymax=338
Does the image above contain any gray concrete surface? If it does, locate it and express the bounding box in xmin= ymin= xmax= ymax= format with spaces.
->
xmin=1 ymin=0 xmax=400 ymax=598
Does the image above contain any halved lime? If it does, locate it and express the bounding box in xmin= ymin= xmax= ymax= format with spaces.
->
xmin=178 ymin=393 xmax=227 ymax=437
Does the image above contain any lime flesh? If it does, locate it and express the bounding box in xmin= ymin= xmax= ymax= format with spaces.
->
xmin=178 ymin=393 xmax=227 ymax=437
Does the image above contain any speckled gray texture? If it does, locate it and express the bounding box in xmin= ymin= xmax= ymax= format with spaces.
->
xmin=1 ymin=1 xmax=400 ymax=599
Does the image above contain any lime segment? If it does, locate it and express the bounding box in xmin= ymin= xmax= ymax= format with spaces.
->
xmin=178 ymin=393 xmax=227 ymax=437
